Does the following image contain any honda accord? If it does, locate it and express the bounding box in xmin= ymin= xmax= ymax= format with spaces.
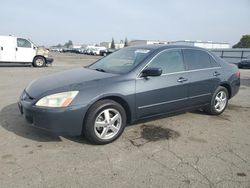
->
xmin=19 ymin=45 xmax=240 ymax=144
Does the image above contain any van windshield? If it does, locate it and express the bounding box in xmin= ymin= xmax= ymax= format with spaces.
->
xmin=88 ymin=47 xmax=151 ymax=74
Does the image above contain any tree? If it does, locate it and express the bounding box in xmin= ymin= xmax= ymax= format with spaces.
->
xmin=110 ymin=38 xmax=115 ymax=49
xmin=64 ymin=40 xmax=73 ymax=48
xmin=124 ymin=37 xmax=128 ymax=47
xmin=233 ymin=35 xmax=250 ymax=48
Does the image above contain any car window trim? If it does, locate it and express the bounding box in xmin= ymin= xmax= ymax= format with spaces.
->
xmin=136 ymin=66 xmax=222 ymax=80
xmin=137 ymin=47 xmax=221 ymax=79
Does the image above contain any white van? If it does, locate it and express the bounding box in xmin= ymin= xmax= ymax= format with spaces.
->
xmin=0 ymin=35 xmax=53 ymax=67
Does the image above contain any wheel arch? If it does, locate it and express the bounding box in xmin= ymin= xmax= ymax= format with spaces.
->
xmin=84 ymin=95 xmax=132 ymax=125
xmin=33 ymin=55 xmax=47 ymax=64
xmin=220 ymin=82 xmax=232 ymax=99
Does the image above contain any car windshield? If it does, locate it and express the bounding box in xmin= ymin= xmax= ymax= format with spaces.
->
xmin=88 ymin=47 xmax=152 ymax=74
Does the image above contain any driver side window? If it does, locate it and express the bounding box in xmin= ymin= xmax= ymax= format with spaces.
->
xmin=17 ymin=38 xmax=31 ymax=48
xmin=147 ymin=49 xmax=185 ymax=74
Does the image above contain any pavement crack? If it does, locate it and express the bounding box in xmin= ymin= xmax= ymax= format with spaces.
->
xmin=229 ymin=149 xmax=248 ymax=164
xmin=188 ymin=164 xmax=215 ymax=188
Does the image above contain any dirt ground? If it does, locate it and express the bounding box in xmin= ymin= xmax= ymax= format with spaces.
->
xmin=0 ymin=52 xmax=250 ymax=188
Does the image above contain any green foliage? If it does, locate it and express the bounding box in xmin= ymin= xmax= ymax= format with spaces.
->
xmin=111 ymin=38 xmax=115 ymax=49
xmin=64 ymin=40 xmax=73 ymax=48
xmin=233 ymin=35 xmax=250 ymax=48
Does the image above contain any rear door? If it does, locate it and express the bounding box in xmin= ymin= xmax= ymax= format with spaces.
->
xmin=136 ymin=49 xmax=189 ymax=118
xmin=0 ymin=36 xmax=16 ymax=62
xmin=15 ymin=38 xmax=35 ymax=62
xmin=183 ymin=49 xmax=221 ymax=107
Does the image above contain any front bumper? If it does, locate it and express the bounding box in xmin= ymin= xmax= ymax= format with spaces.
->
xmin=46 ymin=57 xmax=54 ymax=64
xmin=18 ymin=97 xmax=87 ymax=136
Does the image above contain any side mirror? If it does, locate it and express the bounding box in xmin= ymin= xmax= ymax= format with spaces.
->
xmin=141 ymin=67 xmax=162 ymax=77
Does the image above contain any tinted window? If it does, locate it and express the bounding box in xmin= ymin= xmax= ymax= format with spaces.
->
xmin=17 ymin=38 xmax=31 ymax=48
xmin=183 ymin=49 xmax=212 ymax=70
xmin=209 ymin=55 xmax=220 ymax=67
xmin=147 ymin=50 xmax=185 ymax=74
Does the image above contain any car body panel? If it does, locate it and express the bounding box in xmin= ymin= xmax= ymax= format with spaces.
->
xmin=135 ymin=72 xmax=189 ymax=118
xmin=186 ymin=68 xmax=221 ymax=106
xmin=25 ymin=68 xmax=118 ymax=99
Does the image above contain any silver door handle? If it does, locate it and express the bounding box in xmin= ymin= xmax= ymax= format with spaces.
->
xmin=177 ymin=77 xmax=188 ymax=83
xmin=213 ymin=71 xmax=220 ymax=76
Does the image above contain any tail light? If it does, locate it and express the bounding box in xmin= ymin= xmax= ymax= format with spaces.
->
xmin=236 ymin=70 xmax=240 ymax=78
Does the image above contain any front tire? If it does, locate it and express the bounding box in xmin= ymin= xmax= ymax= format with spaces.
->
xmin=33 ymin=56 xmax=46 ymax=67
xmin=205 ymin=86 xmax=229 ymax=115
xmin=83 ymin=99 xmax=127 ymax=144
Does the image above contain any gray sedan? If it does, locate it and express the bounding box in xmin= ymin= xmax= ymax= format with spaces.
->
xmin=19 ymin=45 xmax=240 ymax=144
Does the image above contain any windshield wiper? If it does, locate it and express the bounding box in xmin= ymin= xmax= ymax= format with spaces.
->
xmin=95 ymin=68 xmax=106 ymax=72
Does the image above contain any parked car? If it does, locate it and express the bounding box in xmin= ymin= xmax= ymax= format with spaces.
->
xmin=19 ymin=45 xmax=240 ymax=144
xmin=0 ymin=35 xmax=53 ymax=67
xmin=238 ymin=56 xmax=250 ymax=68
xmin=100 ymin=48 xmax=117 ymax=56
xmin=91 ymin=47 xmax=107 ymax=55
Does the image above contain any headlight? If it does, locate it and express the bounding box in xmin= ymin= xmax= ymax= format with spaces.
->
xmin=35 ymin=91 xmax=79 ymax=107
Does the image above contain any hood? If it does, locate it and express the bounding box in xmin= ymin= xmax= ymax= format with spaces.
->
xmin=36 ymin=47 xmax=49 ymax=57
xmin=26 ymin=68 xmax=117 ymax=99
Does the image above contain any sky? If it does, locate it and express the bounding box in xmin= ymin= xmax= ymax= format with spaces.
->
xmin=0 ymin=0 xmax=249 ymax=46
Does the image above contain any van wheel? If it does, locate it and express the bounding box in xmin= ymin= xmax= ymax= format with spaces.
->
xmin=204 ymin=86 xmax=229 ymax=115
xmin=83 ymin=99 xmax=127 ymax=144
xmin=33 ymin=56 xmax=45 ymax=67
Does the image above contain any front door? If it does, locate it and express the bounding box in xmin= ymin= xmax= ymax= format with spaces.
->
xmin=136 ymin=49 xmax=189 ymax=118
xmin=15 ymin=38 xmax=35 ymax=62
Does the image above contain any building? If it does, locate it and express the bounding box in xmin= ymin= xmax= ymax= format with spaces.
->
xmin=100 ymin=41 xmax=125 ymax=49
xmin=169 ymin=40 xmax=230 ymax=49
xmin=129 ymin=40 xmax=168 ymax=46
xmin=72 ymin=44 xmax=82 ymax=49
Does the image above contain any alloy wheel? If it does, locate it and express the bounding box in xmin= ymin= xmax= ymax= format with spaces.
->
xmin=94 ymin=108 xmax=122 ymax=140
xmin=214 ymin=91 xmax=227 ymax=112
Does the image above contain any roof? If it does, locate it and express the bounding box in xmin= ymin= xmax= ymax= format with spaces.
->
xmin=128 ymin=44 xmax=208 ymax=51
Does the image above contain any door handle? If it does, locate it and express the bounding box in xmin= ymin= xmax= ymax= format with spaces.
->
xmin=16 ymin=47 xmax=18 ymax=51
xmin=1 ymin=47 xmax=3 ymax=50
xmin=213 ymin=71 xmax=220 ymax=76
xmin=177 ymin=77 xmax=188 ymax=83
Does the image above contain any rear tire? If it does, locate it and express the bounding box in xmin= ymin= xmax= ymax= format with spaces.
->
xmin=33 ymin=56 xmax=45 ymax=67
xmin=83 ymin=99 xmax=127 ymax=144
xmin=204 ymin=86 xmax=229 ymax=115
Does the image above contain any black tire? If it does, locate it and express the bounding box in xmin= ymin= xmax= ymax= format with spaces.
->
xmin=83 ymin=99 xmax=127 ymax=144
xmin=33 ymin=56 xmax=46 ymax=67
xmin=204 ymin=86 xmax=229 ymax=115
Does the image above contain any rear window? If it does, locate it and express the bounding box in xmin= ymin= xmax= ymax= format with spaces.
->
xmin=183 ymin=49 xmax=213 ymax=70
